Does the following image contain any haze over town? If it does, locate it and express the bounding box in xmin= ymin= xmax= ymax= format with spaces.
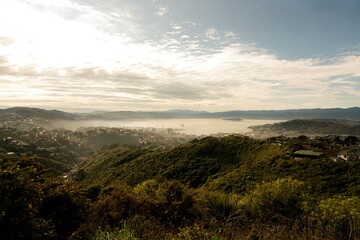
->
xmin=1 ymin=0 xmax=359 ymax=112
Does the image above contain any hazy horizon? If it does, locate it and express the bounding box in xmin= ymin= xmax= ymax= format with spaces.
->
xmin=1 ymin=1 xmax=359 ymax=112
xmin=0 ymin=105 xmax=359 ymax=114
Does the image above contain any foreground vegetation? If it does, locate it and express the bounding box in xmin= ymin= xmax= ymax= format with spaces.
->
xmin=1 ymin=135 xmax=360 ymax=239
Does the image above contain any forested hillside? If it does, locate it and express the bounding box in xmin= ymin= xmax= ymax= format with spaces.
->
xmin=79 ymin=135 xmax=360 ymax=196
xmin=2 ymin=134 xmax=360 ymax=239
xmin=251 ymin=119 xmax=360 ymax=136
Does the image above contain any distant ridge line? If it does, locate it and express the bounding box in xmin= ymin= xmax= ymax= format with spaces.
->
xmin=0 ymin=106 xmax=359 ymax=121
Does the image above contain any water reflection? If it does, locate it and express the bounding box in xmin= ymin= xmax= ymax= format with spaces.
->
xmin=51 ymin=118 xmax=284 ymax=136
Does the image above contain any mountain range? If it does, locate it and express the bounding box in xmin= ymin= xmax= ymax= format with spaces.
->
xmin=1 ymin=106 xmax=360 ymax=121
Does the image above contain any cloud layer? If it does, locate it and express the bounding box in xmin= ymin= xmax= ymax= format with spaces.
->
xmin=0 ymin=0 xmax=359 ymax=111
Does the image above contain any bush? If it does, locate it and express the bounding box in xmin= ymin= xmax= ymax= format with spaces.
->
xmin=127 ymin=215 xmax=166 ymax=240
xmin=87 ymin=184 xmax=139 ymax=229
xmin=174 ymin=224 xmax=220 ymax=240
xmin=311 ymin=196 xmax=360 ymax=239
xmin=85 ymin=180 xmax=199 ymax=238
xmin=0 ymin=157 xmax=88 ymax=239
xmin=95 ymin=222 xmax=138 ymax=240
xmin=0 ymin=157 xmax=52 ymax=239
xmin=38 ymin=180 xmax=89 ymax=240
xmin=134 ymin=180 xmax=198 ymax=228
xmin=205 ymin=193 xmax=240 ymax=232
xmin=239 ymin=178 xmax=308 ymax=223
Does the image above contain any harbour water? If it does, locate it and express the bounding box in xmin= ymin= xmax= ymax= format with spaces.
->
xmin=59 ymin=118 xmax=284 ymax=136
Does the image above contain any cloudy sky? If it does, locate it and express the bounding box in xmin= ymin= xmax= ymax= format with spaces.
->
xmin=0 ymin=0 xmax=360 ymax=112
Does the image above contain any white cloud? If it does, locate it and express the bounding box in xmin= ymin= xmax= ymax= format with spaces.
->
xmin=0 ymin=0 xmax=359 ymax=111
xmin=156 ymin=5 xmax=169 ymax=16
xmin=0 ymin=36 xmax=14 ymax=46
xmin=205 ymin=28 xmax=221 ymax=40
xmin=152 ymin=0 xmax=169 ymax=16
xmin=171 ymin=25 xmax=182 ymax=30
xmin=224 ymin=31 xmax=237 ymax=38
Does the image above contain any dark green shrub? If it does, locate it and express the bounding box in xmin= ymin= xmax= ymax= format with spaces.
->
xmin=38 ymin=180 xmax=89 ymax=240
xmin=311 ymin=196 xmax=360 ymax=239
xmin=205 ymin=193 xmax=240 ymax=232
xmin=127 ymin=215 xmax=166 ymax=240
xmin=174 ymin=224 xmax=220 ymax=240
xmin=239 ymin=178 xmax=308 ymax=223
xmin=134 ymin=180 xmax=199 ymax=228
xmin=87 ymin=184 xmax=139 ymax=229
xmin=95 ymin=222 xmax=138 ymax=240
xmin=0 ymin=157 xmax=52 ymax=239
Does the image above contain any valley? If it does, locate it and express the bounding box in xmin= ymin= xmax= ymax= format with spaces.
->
xmin=1 ymin=107 xmax=360 ymax=239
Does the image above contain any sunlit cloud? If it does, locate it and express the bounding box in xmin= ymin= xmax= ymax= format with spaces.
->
xmin=205 ymin=28 xmax=221 ymax=40
xmin=0 ymin=0 xmax=359 ymax=111
xmin=152 ymin=0 xmax=169 ymax=16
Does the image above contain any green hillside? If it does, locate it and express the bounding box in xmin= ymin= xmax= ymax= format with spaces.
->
xmin=251 ymin=119 xmax=360 ymax=136
xmin=4 ymin=135 xmax=360 ymax=239
xmin=78 ymin=135 xmax=360 ymax=196
xmin=79 ymin=136 xmax=281 ymax=188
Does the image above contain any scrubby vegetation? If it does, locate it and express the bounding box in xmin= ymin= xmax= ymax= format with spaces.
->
xmin=0 ymin=157 xmax=88 ymax=239
xmin=251 ymin=119 xmax=360 ymax=136
xmin=79 ymin=136 xmax=287 ymax=190
xmin=79 ymin=136 xmax=360 ymax=196
xmin=2 ymin=135 xmax=360 ymax=239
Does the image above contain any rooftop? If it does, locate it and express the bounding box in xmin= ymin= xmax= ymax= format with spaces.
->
xmin=295 ymin=150 xmax=323 ymax=157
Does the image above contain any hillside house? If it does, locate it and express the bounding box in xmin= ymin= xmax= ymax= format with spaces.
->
xmin=338 ymin=150 xmax=348 ymax=161
xmin=338 ymin=149 xmax=360 ymax=161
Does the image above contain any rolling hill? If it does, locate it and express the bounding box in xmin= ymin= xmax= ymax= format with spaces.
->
xmin=250 ymin=119 xmax=360 ymax=136
xmin=77 ymin=135 xmax=360 ymax=196
xmin=1 ymin=106 xmax=360 ymax=122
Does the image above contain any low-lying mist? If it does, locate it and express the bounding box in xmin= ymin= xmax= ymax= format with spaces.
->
xmin=46 ymin=118 xmax=284 ymax=136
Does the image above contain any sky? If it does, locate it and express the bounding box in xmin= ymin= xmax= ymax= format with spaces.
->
xmin=0 ymin=0 xmax=360 ymax=112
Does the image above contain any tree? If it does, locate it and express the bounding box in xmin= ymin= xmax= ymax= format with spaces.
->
xmin=0 ymin=157 xmax=51 ymax=239
xmin=0 ymin=156 xmax=89 ymax=240
xmin=38 ymin=180 xmax=89 ymax=240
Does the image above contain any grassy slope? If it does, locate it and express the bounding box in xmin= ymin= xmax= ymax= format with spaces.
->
xmin=79 ymin=136 xmax=285 ymax=190
xmin=78 ymin=135 xmax=360 ymax=196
